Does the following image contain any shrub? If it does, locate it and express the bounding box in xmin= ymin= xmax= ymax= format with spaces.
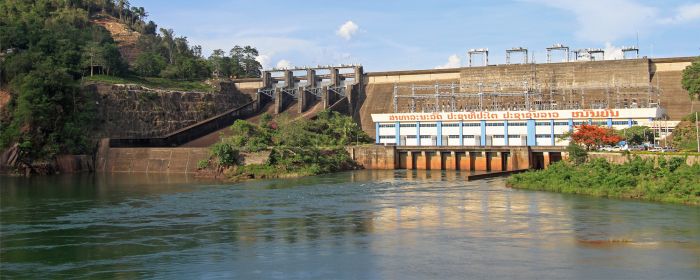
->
xmin=507 ymin=156 xmax=700 ymax=205
xmin=566 ymin=142 xmax=588 ymax=165
xmin=196 ymin=159 xmax=209 ymax=169
xmin=211 ymin=142 xmax=240 ymax=167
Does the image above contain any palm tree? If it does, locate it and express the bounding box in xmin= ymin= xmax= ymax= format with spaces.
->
xmin=129 ymin=6 xmax=140 ymax=26
xmin=159 ymin=28 xmax=175 ymax=64
xmin=117 ymin=0 xmax=127 ymax=21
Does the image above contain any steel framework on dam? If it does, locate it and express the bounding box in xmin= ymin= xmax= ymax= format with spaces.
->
xmin=466 ymin=44 xmax=641 ymax=66
xmin=257 ymin=65 xmax=361 ymax=100
xmin=391 ymin=81 xmax=661 ymax=113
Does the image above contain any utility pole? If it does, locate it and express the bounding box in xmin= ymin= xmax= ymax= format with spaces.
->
xmin=696 ymin=111 xmax=699 ymax=153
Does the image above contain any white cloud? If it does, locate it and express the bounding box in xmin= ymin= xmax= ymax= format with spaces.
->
xmin=435 ymin=54 xmax=461 ymax=69
xmin=603 ymin=42 xmax=624 ymax=60
xmin=658 ymin=3 xmax=700 ymax=24
xmin=256 ymin=54 xmax=271 ymax=69
xmin=276 ymin=59 xmax=292 ymax=69
xmin=336 ymin=21 xmax=359 ymax=40
xmin=524 ymin=0 xmax=657 ymax=42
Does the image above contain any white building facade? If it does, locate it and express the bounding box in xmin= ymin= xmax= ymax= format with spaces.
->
xmin=372 ymin=108 xmax=664 ymax=147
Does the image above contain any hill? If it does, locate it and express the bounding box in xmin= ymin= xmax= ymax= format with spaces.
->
xmin=0 ymin=1 xmax=264 ymax=170
xmin=91 ymin=15 xmax=141 ymax=65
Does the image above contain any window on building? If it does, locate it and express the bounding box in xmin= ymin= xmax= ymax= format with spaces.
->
xmin=406 ymin=135 xmax=417 ymax=138
xmin=420 ymin=135 xmax=432 ymax=138
xmin=420 ymin=123 xmax=437 ymax=127
xmin=612 ymin=121 xmax=628 ymax=125
xmin=463 ymin=123 xmax=481 ymax=127
xmin=379 ymin=124 xmax=396 ymax=128
xmin=448 ymin=135 xmax=460 ymax=138
xmin=492 ymin=135 xmax=505 ymax=139
xmin=509 ymin=122 xmax=527 ymax=126
xmin=379 ymin=135 xmax=395 ymax=139
xmin=463 ymin=135 xmax=475 ymax=138
xmin=442 ymin=123 xmax=460 ymax=127
xmin=486 ymin=123 xmax=504 ymax=127
xmin=508 ymin=135 xmax=521 ymax=138
xmin=400 ymin=124 xmax=417 ymax=127
xmin=554 ymin=122 xmax=569 ymax=126
xmin=535 ymin=122 xmax=550 ymax=126
xmin=536 ymin=134 xmax=551 ymax=138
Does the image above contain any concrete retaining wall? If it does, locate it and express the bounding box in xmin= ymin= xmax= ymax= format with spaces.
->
xmin=347 ymin=145 xmax=397 ymax=169
xmin=589 ymin=152 xmax=700 ymax=165
xmin=97 ymin=147 xmax=209 ymax=174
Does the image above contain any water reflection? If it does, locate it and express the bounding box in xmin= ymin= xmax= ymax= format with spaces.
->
xmin=1 ymin=171 xmax=699 ymax=279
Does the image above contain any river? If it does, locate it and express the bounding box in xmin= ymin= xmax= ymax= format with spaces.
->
xmin=1 ymin=171 xmax=699 ymax=279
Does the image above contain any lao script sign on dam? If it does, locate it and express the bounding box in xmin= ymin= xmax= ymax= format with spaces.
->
xmin=371 ymin=108 xmax=663 ymax=122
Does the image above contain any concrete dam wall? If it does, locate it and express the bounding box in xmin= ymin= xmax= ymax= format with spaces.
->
xmin=356 ymin=57 xmax=698 ymax=137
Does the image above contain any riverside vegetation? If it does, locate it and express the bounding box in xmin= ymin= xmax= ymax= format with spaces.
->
xmin=199 ymin=111 xmax=372 ymax=181
xmin=507 ymin=144 xmax=700 ymax=205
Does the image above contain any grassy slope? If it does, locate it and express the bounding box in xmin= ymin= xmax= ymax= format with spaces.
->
xmin=83 ymin=75 xmax=216 ymax=92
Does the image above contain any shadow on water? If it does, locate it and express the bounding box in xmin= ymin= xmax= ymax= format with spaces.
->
xmin=1 ymin=170 xmax=699 ymax=279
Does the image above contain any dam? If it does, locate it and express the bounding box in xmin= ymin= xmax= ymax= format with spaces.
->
xmin=96 ymin=55 xmax=698 ymax=173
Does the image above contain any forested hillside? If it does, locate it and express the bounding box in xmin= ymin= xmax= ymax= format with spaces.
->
xmin=0 ymin=0 xmax=263 ymax=164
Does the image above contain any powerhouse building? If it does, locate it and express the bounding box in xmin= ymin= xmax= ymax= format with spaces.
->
xmin=372 ymin=108 xmax=663 ymax=147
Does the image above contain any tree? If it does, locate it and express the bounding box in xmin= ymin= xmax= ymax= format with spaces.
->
xmin=681 ymin=57 xmax=700 ymax=103
xmin=143 ymin=20 xmax=157 ymax=35
xmin=229 ymin=45 xmax=261 ymax=78
xmin=117 ymin=0 xmax=128 ymax=21
xmin=133 ymin=51 xmax=165 ymax=76
xmin=159 ymin=28 xmax=175 ymax=64
xmin=81 ymin=41 xmax=105 ymax=76
xmin=242 ymin=45 xmax=262 ymax=77
xmin=618 ymin=125 xmax=654 ymax=145
xmin=670 ymin=112 xmax=699 ymax=151
xmin=566 ymin=142 xmax=588 ymax=165
xmin=570 ymin=124 xmax=622 ymax=150
xmin=208 ymin=49 xmax=227 ymax=78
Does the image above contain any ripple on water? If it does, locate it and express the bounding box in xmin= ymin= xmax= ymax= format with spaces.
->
xmin=1 ymin=171 xmax=699 ymax=279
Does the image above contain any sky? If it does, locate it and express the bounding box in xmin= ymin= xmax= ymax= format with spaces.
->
xmin=130 ymin=0 xmax=700 ymax=72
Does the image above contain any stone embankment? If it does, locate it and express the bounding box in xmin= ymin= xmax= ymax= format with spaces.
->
xmin=86 ymin=81 xmax=252 ymax=139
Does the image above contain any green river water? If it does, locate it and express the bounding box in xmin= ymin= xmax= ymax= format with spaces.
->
xmin=1 ymin=170 xmax=699 ymax=279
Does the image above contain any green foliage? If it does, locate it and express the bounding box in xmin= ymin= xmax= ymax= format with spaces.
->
xmin=206 ymin=46 xmax=262 ymax=79
xmin=0 ymin=1 xmax=137 ymax=160
xmin=159 ymin=55 xmax=210 ymax=80
xmin=508 ymin=156 xmax=700 ymax=205
xmin=566 ymin=142 xmax=588 ymax=165
xmin=133 ymin=51 xmax=166 ymax=76
xmin=196 ymin=159 xmax=209 ymax=169
xmin=681 ymin=57 xmax=700 ymax=101
xmin=618 ymin=125 xmax=654 ymax=145
xmin=209 ymin=110 xmax=371 ymax=179
xmin=211 ymin=142 xmax=240 ymax=167
xmin=670 ymin=111 xmax=699 ymax=152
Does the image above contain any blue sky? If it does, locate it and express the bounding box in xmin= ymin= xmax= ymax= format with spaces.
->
xmin=131 ymin=0 xmax=700 ymax=71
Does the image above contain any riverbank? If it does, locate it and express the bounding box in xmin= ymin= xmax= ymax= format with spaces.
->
xmin=197 ymin=110 xmax=372 ymax=181
xmin=506 ymin=157 xmax=700 ymax=205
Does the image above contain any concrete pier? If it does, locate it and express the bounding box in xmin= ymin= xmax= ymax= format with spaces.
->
xmin=347 ymin=145 xmax=565 ymax=171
